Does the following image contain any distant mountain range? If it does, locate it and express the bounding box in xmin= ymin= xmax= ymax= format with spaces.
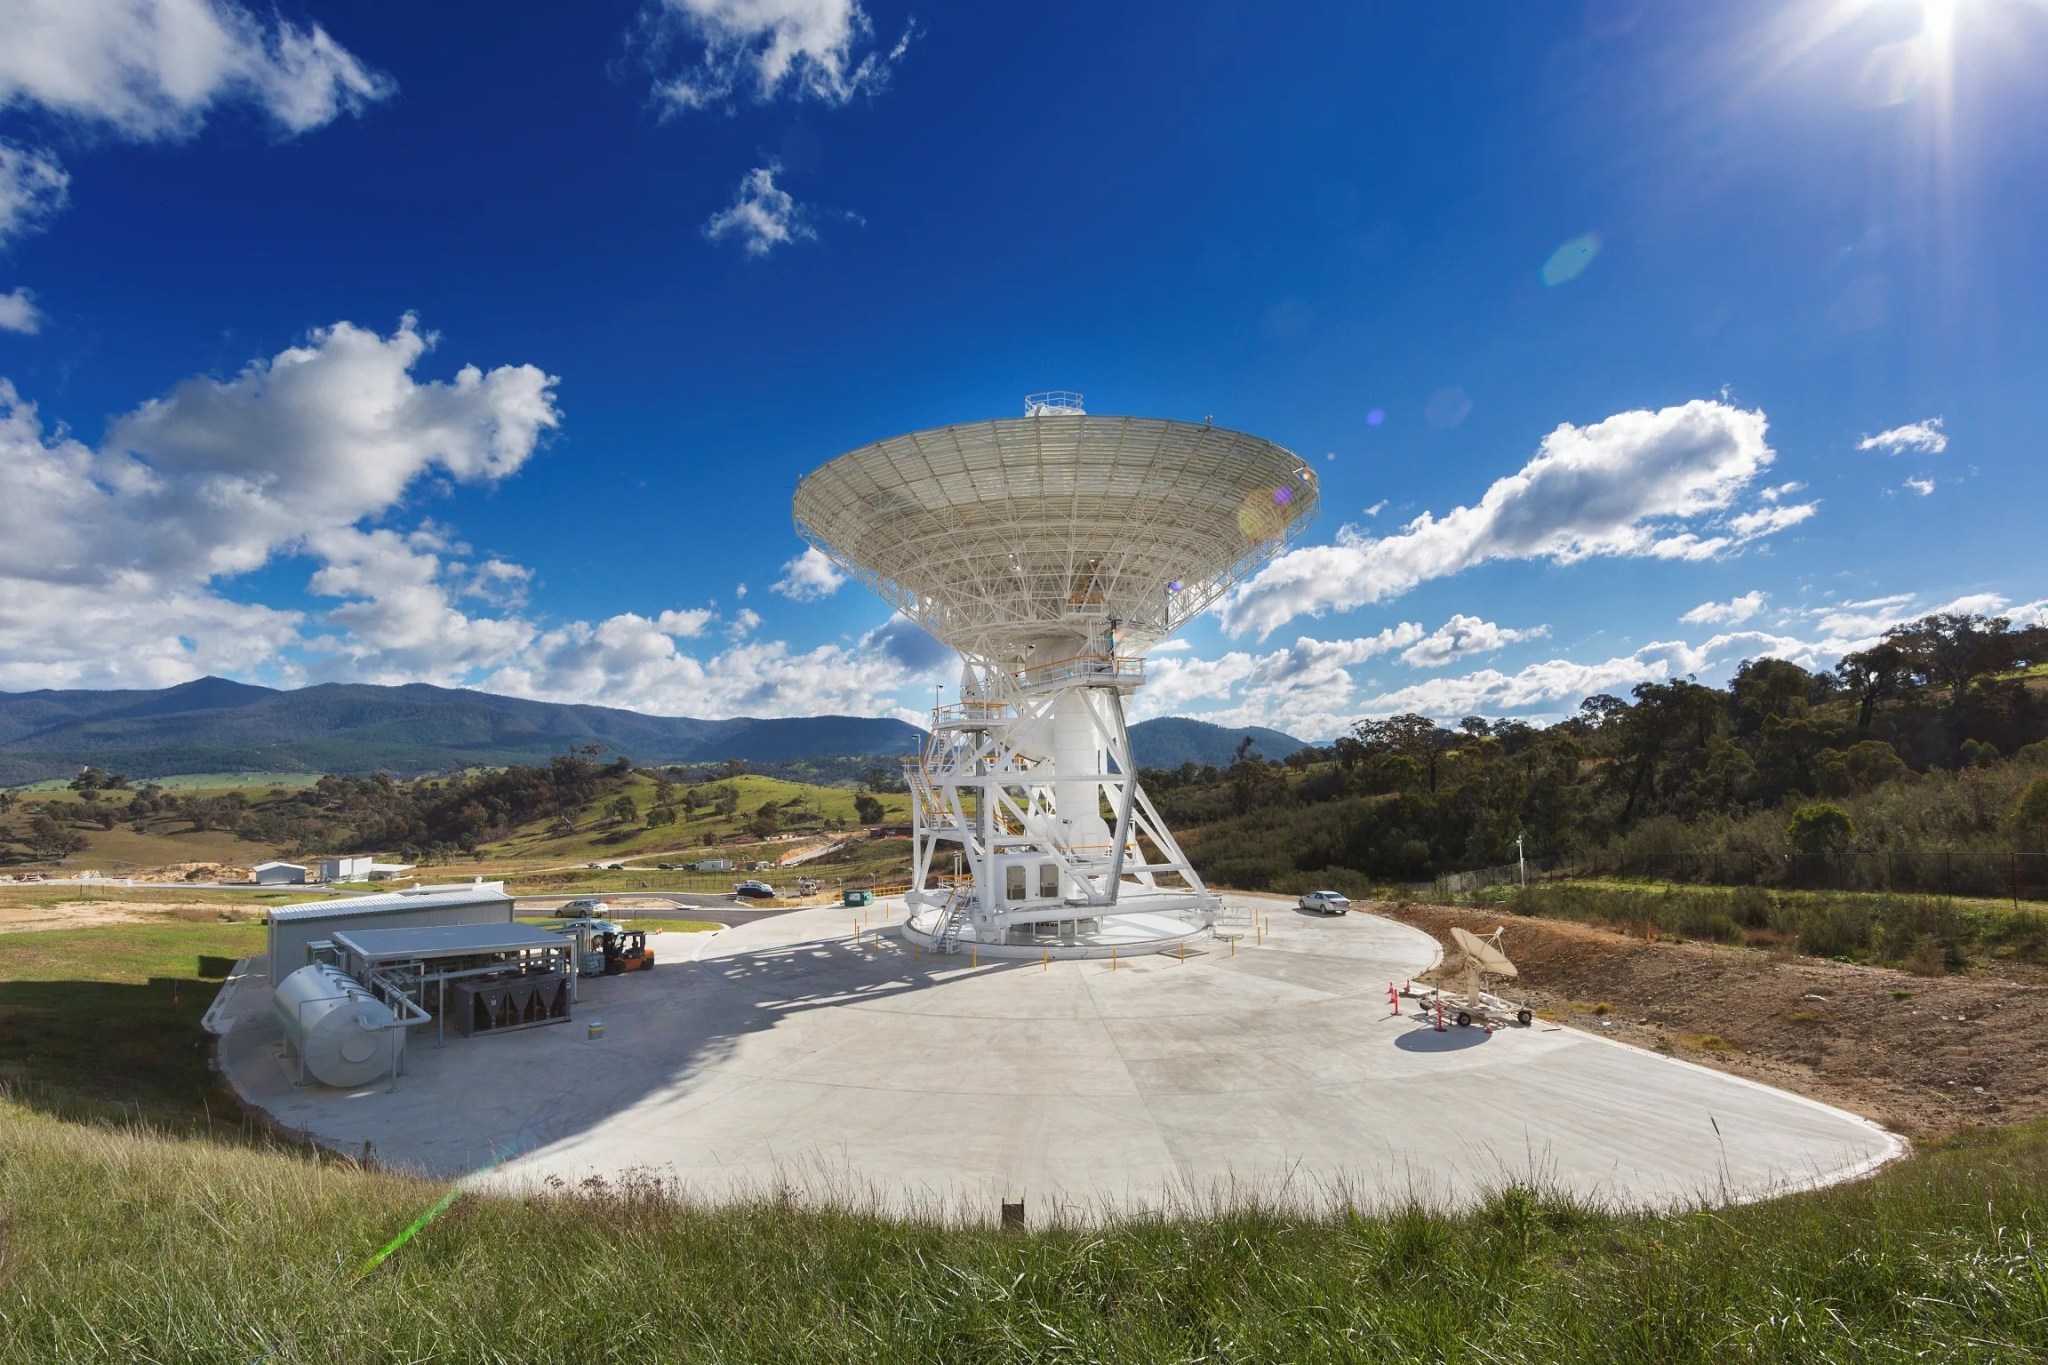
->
xmin=0 ymin=678 xmax=1307 ymax=784
xmin=1124 ymin=716 xmax=1308 ymax=769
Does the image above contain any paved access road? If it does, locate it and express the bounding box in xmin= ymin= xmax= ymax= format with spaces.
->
xmin=219 ymin=895 xmax=1902 ymax=1222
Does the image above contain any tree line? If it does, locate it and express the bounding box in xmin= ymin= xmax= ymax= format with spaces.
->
xmin=1146 ymin=611 xmax=2048 ymax=892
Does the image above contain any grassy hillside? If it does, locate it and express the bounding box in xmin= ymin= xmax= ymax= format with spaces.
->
xmin=0 ymin=916 xmax=264 ymax=1128
xmin=0 ymin=762 xmax=913 ymax=877
xmin=476 ymin=771 xmax=911 ymax=865
xmin=0 ymin=1099 xmax=2040 ymax=1361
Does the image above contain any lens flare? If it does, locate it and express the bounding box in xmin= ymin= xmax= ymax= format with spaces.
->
xmin=1366 ymin=408 xmax=1386 ymax=427
xmin=1237 ymin=488 xmax=1291 ymax=541
xmin=1424 ymin=387 xmax=1472 ymax=428
xmin=1540 ymin=232 xmax=1603 ymax=286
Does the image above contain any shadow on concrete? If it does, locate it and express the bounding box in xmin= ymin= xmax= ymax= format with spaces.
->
xmin=228 ymin=921 xmax=1041 ymax=1177
xmin=1393 ymin=1024 xmax=1492 ymax=1052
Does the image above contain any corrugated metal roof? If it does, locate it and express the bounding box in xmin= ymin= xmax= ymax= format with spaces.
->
xmin=332 ymin=921 xmax=564 ymax=960
xmin=269 ymin=883 xmax=511 ymax=923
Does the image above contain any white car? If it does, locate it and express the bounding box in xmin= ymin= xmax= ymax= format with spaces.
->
xmin=1299 ymin=890 xmax=1351 ymax=915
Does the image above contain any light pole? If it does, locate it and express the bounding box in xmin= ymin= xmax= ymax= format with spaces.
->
xmin=1516 ymin=832 xmax=1527 ymax=889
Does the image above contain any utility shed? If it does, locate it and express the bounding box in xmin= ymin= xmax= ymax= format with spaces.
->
xmin=252 ymin=861 xmax=308 ymax=885
xmin=266 ymin=882 xmax=514 ymax=979
xmin=318 ymin=855 xmax=374 ymax=882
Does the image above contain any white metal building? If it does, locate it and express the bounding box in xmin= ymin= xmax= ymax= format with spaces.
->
xmin=318 ymin=854 xmax=374 ymax=882
xmin=252 ymin=860 xmax=309 ymax=885
xmin=265 ymin=882 xmax=514 ymax=978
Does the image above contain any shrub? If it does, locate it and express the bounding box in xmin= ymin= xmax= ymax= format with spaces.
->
xmin=1729 ymin=883 xmax=1772 ymax=927
xmin=2013 ymin=775 xmax=2048 ymax=849
xmin=1786 ymin=803 xmax=1854 ymax=856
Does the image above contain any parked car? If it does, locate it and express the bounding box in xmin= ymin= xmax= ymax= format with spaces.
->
xmin=1299 ymin=890 xmax=1351 ymax=915
xmin=656 ymin=862 xmax=675 ymax=871
xmin=733 ymin=880 xmax=776 ymax=900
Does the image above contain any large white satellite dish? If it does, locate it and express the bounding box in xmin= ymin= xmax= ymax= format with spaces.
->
xmin=795 ymin=395 xmax=1318 ymax=957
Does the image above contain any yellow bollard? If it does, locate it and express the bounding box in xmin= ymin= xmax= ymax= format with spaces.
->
xmin=971 ymin=946 xmax=978 ymax=969
xmin=1231 ymin=935 xmax=1236 ymax=956
xmin=1042 ymin=949 xmax=1048 ymax=971
xmin=1178 ymin=941 xmax=1185 ymax=964
xmin=1111 ymin=947 xmax=1117 ymax=971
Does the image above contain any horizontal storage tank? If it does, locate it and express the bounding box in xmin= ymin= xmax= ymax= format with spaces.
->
xmin=272 ymin=963 xmax=401 ymax=1088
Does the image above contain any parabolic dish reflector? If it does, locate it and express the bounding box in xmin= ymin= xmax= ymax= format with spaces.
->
xmin=793 ymin=415 xmax=1317 ymax=658
xmin=1451 ymin=927 xmax=1518 ymax=978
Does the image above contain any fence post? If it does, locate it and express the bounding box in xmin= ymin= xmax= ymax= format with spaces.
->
xmin=1944 ymin=851 xmax=1953 ymax=897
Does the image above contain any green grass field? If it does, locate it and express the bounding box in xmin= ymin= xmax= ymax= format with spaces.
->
xmin=0 ymin=920 xmax=263 ymax=1131
xmin=2 ymin=910 xmax=2046 ymax=1360
xmin=0 ymin=1099 xmax=2040 ymax=1362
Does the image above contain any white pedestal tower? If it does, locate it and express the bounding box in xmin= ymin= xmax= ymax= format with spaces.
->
xmin=794 ymin=394 xmax=1318 ymax=957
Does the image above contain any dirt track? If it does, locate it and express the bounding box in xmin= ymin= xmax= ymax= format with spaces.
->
xmin=0 ymin=900 xmax=256 ymax=934
xmin=1383 ymin=901 xmax=2048 ymax=1139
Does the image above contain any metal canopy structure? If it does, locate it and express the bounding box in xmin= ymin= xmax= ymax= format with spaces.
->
xmin=796 ymin=397 xmax=1318 ymax=958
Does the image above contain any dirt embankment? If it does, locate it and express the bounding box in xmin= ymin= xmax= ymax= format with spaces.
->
xmin=1382 ymin=901 xmax=2047 ymax=1140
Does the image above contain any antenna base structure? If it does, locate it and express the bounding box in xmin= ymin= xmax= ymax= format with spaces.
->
xmin=795 ymin=405 xmax=1318 ymax=958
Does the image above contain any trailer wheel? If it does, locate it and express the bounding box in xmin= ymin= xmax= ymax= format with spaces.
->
xmin=1517 ymin=1008 xmax=1533 ymax=1026
xmin=1455 ymin=1011 xmax=1472 ymax=1028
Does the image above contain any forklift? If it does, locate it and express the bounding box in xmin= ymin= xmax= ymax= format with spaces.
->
xmin=598 ymin=928 xmax=653 ymax=975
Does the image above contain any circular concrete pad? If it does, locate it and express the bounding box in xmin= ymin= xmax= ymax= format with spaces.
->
xmin=220 ymin=897 xmax=1901 ymax=1220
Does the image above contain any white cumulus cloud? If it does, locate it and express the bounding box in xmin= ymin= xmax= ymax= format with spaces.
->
xmin=0 ymin=140 xmax=68 ymax=248
xmin=771 ymin=545 xmax=846 ymax=601
xmin=0 ymin=286 xmax=41 ymax=334
xmin=1903 ymin=476 xmax=1935 ymax=496
xmin=704 ymin=164 xmax=815 ymax=257
xmin=1221 ymin=400 xmax=1810 ymax=638
xmin=644 ymin=0 xmax=912 ymax=113
xmin=0 ymin=317 xmax=559 ymax=687
xmin=0 ymin=0 xmax=393 ymax=140
xmin=1857 ymin=418 xmax=1946 ymax=456
xmin=1398 ymin=614 xmax=1548 ymax=669
xmin=1681 ymin=590 xmax=1767 ymax=625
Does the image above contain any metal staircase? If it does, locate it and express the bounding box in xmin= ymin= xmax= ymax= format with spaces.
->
xmin=934 ymin=885 xmax=971 ymax=954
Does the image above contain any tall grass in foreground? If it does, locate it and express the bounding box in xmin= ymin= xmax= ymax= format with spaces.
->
xmin=1 ymin=1101 xmax=2043 ymax=1363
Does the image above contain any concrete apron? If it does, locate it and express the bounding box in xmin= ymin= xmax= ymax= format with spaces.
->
xmin=214 ymin=895 xmax=1903 ymax=1225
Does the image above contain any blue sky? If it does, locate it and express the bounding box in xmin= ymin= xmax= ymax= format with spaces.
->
xmin=0 ymin=0 xmax=2043 ymax=739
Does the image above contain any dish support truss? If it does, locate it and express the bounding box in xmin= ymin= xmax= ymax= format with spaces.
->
xmin=902 ymin=653 xmax=1219 ymax=957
